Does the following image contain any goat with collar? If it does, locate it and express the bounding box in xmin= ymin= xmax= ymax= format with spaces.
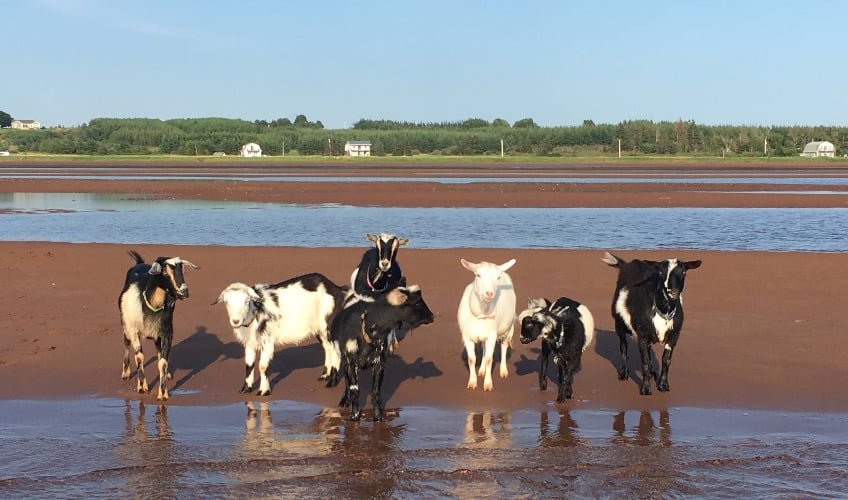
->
xmin=519 ymin=297 xmax=595 ymax=403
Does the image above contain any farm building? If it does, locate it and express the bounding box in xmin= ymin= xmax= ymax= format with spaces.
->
xmin=800 ymin=141 xmax=835 ymax=158
xmin=344 ymin=140 xmax=371 ymax=157
xmin=11 ymin=119 xmax=41 ymax=130
xmin=240 ymin=143 xmax=262 ymax=158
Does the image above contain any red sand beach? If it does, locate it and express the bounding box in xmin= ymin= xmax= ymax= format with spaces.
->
xmin=1 ymin=162 xmax=846 ymax=413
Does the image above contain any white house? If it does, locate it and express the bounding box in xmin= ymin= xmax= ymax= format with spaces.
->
xmin=344 ymin=140 xmax=371 ymax=157
xmin=240 ymin=142 xmax=262 ymax=158
xmin=800 ymin=141 xmax=835 ymax=158
xmin=11 ymin=119 xmax=41 ymax=130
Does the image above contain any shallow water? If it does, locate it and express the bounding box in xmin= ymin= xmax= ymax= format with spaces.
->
xmin=1 ymin=193 xmax=847 ymax=252
xmin=0 ymin=399 xmax=845 ymax=498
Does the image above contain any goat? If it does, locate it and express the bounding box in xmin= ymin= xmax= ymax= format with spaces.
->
xmin=349 ymin=232 xmax=409 ymax=353
xmin=329 ymin=285 xmax=434 ymax=421
xmin=457 ymin=258 xmax=517 ymax=391
xmin=213 ymin=273 xmax=351 ymax=396
xmin=118 ymin=250 xmax=198 ymax=401
xmin=518 ymin=297 xmax=595 ymax=402
xmin=602 ymin=251 xmax=702 ymax=395
xmin=350 ymin=232 xmax=409 ymax=296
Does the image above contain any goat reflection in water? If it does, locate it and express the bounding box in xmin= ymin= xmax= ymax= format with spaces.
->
xmin=240 ymin=402 xmax=406 ymax=498
xmin=462 ymin=411 xmax=513 ymax=449
xmin=120 ymin=400 xmax=176 ymax=498
xmin=611 ymin=410 xmax=672 ymax=446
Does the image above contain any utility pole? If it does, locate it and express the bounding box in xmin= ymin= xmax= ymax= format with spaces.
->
xmin=500 ymin=138 xmax=504 ymax=158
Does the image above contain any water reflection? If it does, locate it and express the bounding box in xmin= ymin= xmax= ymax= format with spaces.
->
xmin=611 ymin=410 xmax=672 ymax=446
xmin=462 ymin=411 xmax=513 ymax=449
xmin=118 ymin=400 xmax=175 ymax=498
xmin=238 ymin=401 xmax=406 ymax=499
xmin=538 ymin=409 xmax=584 ymax=447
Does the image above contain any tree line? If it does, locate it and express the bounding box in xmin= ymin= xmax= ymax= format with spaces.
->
xmin=0 ymin=113 xmax=845 ymax=157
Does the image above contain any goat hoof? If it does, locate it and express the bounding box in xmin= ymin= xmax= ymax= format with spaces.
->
xmin=257 ymin=389 xmax=271 ymax=397
xmin=239 ymin=384 xmax=253 ymax=394
xmin=539 ymin=381 xmax=547 ymax=391
xmin=617 ymin=371 xmax=628 ymax=380
xmin=640 ymin=386 xmax=652 ymax=396
xmin=349 ymin=412 xmax=362 ymax=421
xmin=657 ymin=382 xmax=670 ymax=392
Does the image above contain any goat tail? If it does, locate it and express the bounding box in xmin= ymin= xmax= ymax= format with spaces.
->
xmin=127 ymin=250 xmax=145 ymax=265
xmin=601 ymin=251 xmax=622 ymax=268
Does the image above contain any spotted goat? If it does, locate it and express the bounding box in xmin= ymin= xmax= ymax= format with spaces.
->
xmin=519 ymin=297 xmax=595 ymax=403
xmin=602 ymin=252 xmax=701 ymax=395
xmin=213 ymin=273 xmax=351 ymax=396
xmin=118 ymin=250 xmax=198 ymax=400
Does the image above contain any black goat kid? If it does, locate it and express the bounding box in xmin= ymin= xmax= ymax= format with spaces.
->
xmin=602 ymin=252 xmax=701 ymax=396
xmin=329 ymin=285 xmax=434 ymax=421
xmin=519 ymin=297 xmax=595 ymax=403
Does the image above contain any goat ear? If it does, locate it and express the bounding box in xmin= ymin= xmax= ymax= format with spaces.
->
xmin=387 ymin=289 xmax=407 ymax=306
xmin=149 ymin=262 xmax=163 ymax=275
xmin=499 ymin=259 xmax=516 ymax=272
xmin=684 ymin=260 xmax=702 ymax=270
xmin=212 ymin=289 xmax=227 ymax=305
xmin=527 ymin=297 xmax=547 ymax=309
xmin=366 ymin=233 xmax=379 ymax=243
xmin=398 ymin=237 xmax=410 ymax=247
xmin=181 ymin=260 xmax=199 ymax=270
xmin=460 ymin=259 xmax=476 ymax=272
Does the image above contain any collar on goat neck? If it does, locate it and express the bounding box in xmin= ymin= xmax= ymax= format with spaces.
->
xmin=656 ymin=288 xmax=678 ymax=321
xmin=469 ymin=294 xmax=496 ymax=319
xmin=366 ymin=265 xmax=389 ymax=292
xmin=142 ymin=286 xmax=168 ymax=313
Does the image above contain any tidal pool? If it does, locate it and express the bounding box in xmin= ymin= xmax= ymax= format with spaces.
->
xmin=1 ymin=193 xmax=846 ymax=252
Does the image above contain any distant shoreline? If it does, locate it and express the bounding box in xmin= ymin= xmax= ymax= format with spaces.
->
xmin=1 ymin=153 xmax=846 ymax=168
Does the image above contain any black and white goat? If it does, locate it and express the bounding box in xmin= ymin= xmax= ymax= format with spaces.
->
xmin=118 ymin=250 xmax=198 ymax=401
xmin=602 ymin=252 xmax=701 ymax=395
xmin=329 ymin=285 xmax=434 ymax=421
xmin=518 ymin=297 xmax=595 ymax=403
xmin=350 ymin=233 xmax=409 ymax=296
xmin=213 ymin=273 xmax=351 ymax=396
xmin=350 ymin=232 xmax=409 ymax=352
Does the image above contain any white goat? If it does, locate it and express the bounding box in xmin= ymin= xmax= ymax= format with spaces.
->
xmin=457 ymin=258 xmax=517 ymax=391
xmin=213 ymin=273 xmax=349 ymax=396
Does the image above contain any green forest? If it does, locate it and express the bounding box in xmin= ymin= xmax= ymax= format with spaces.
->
xmin=0 ymin=112 xmax=845 ymax=158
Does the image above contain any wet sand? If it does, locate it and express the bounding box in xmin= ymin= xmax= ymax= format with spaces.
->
xmin=1 ymin=162 xmax=846 ymax=413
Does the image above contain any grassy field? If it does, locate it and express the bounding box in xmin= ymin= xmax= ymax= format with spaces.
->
xmin=2 ymin=152 xmax=846 ymax=166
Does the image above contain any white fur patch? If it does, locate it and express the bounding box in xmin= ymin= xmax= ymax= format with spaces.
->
xmin=614 ymin=288 xmax=636 ymax=336
xmin=577 ymin=304 xmax=595 ymax=352
xmin=345 ymin=339 xmax=359 ymax=353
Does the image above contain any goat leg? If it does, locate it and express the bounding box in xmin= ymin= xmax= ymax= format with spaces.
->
xmin=538 ymin=341 xmax=551 ymax=391
xmin=371 ymin=362 xmax=385 ymax=422
xmin=616 ymin=328 xmax=629 ymax=380
xmin=656 ymin=344 xmax=674 ymax=392
xmin=638 ymin=339 xmax=653 ymax=396
xmin=121 ymin=336 xmax=132 ymax=380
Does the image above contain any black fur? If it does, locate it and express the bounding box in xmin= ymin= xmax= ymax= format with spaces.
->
xmin=519 ymin=297 xmax=590 ymax=403
xmin=604 ymin=252 xmax=701 ymax=395
xmin=329 ymin=286 xmax=433 ymax=421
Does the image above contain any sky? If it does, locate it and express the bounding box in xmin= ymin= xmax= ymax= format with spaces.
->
xmin=4 ymin=0 xmax=847 ymax=129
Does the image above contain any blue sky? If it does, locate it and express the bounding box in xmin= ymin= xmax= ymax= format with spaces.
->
xmin=5 ymin=0 xmax=847 ymax=128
